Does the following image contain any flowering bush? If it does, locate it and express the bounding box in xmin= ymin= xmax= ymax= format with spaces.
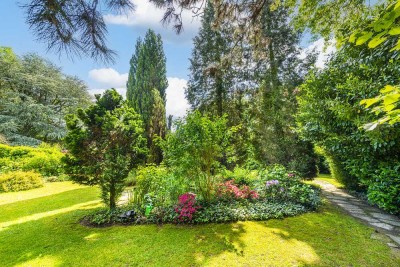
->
xmin=174 ymin=193 xmax=201 ymax=222
xmin=217 ymin=180 xmax=259 ymax=200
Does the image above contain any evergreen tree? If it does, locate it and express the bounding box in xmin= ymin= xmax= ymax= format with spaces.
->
xmin=126 ymin=29 xmax=168 ymax=163
xmin=249 ymin=5 xmax=318 ymax=177
xmin=186 ymin=3 xmax=233 ymax=117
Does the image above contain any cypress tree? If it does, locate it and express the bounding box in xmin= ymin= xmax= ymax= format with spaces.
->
xmin=126 ymin=29 xmax=168 ymax=163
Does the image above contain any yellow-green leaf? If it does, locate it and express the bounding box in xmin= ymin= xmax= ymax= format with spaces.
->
xmin=383 ymin=94 xmax=400 ymax=106
xmin=390 ymin=39 xmax=400 ymax=51
xmin=368 ymin=33 xmax=388 ymax=48
xmin=380 ymin=85 xmax=397 ymax=93
xmin=349 ymin=32 xmax=358 ymax=43
xmin=360 ymin=98 xmax=380 ymax=108
xmin=389 ymin=27 xmax=400 ymax=35
xmin=356 ymin=32 xmax=373 ymax=45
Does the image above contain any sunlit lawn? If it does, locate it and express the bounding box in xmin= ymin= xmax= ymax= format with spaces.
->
xmin=315 ymin=174 xmax=345 ymax=188
xmin=0 ymin=182 xmax=399 ymax=267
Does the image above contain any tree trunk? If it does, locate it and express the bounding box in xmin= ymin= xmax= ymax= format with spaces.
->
xmin=109 ymin=181 xmax=116 ymax=210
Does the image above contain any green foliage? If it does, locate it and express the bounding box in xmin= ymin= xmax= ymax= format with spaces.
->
xmin=132 ymin=165 xmax=185 ymax=207
xmin=0 ymin=144 xmax=64 ymax=176
xmin=126 ymin=30 xmax=168 ymax=163
xmin=361 ymin=85 xmax=400 ymax=128
xmin=191 ymin=200 xmax=308 ymax=224
xmin=222 ymin=167 xmax=259 ymax=186
xmin=163 ymin=111 xmax=230 ymax=201
xmin=366 ymin=164 xmax=400 ymax=214
xmin=0 ymin=171 xmax=43 ymax=192
xmin=186 ymin=2 xmax=233 ymax=117
xmin=0 ymin=47 xmax=91 ymax=146
xmin=84 ymin=207 xmax=138 ymax=226
xmin=349 ymin=1 xmax=400 ymax=51
xmin=297 ymin=38 xmax=400 ymax=213
xmin=63 ymin=89 xmax=147 ymax=209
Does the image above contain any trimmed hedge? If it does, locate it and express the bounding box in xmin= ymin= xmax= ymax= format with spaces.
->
xmin=0 ymin=171 xmax=44 ymax=192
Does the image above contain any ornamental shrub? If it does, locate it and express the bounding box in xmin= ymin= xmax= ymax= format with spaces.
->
xmin=132 ymin=165 xmax=186 ymax=207
xmin=162 ymin=111 xmax=231 ymax=201
xmin=223 ymin=167 xmax=259 ymax=186
xmin=216 ymin=180 xmax=259 ymax=201
xmin=0 ymin=171 xmax=44 ymax=192
xmin=174 ymin=193 xmax=201 ymax=222
xmin=63 ymin=89 xmax=147 ymax=209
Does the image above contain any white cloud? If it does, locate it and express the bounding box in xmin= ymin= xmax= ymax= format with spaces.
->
xmin=104 ymin=0 xmax=201 ymax=44
xmin=300 ymin=38 xmax=336 ymax=68
xmin=88 ymin=68 xmax=128 ymax=87
xmin=166 ymin=77 xmax=190 ymax=118
xmin=88 ymin=68 xmax=189 ymax=117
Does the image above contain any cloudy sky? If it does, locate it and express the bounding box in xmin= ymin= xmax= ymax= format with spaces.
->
xmin=0 ymin=0 xmax=332 ymax=117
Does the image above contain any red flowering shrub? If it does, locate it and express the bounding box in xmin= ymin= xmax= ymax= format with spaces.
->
xmin=174 ymin=193 xmax=201 ymax=222
xmin=217 ymin=180 xmax=259 ymax=200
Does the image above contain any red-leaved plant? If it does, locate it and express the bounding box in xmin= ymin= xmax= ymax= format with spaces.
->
xmin=174 ymin=193 xmax=201 ymax=222
xmin=217 ymin=180 xmax=259 ymax=200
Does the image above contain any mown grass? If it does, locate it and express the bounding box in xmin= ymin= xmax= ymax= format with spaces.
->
xmin=0 ymin=182 xmax=398 ymax=266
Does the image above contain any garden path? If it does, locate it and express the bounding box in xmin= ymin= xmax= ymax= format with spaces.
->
xmin=314 ymin=179 xmax=400 ymax=249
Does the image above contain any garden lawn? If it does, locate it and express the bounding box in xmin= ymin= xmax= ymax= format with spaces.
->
xmin=315 ymin=174 xmax=345 ymax=188
xmin=0 ymin=182 xmax=399 ymax=267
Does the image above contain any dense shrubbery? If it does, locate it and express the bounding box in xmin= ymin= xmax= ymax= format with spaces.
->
xmin=63 ymin=89 xmax=147 ymax=209
xmin=0 ymin=144 xmax=64 ymax=176
xmin=0 ymin=171 xmax=43 ymax=192
xmin=131 ymin=165 xmax=185 ymax=207
xmin=85 ymin=164 xmax=320 ymax=226
xmin=297 ymin=40 xmax=400 ymax=215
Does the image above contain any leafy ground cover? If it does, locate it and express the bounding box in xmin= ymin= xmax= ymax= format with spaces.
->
xmin=0 ymin=182 xmax=399 ymax=266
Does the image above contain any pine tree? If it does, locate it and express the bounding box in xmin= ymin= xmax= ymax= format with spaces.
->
xmin=126 ymin=29 xmax=168 ymax=163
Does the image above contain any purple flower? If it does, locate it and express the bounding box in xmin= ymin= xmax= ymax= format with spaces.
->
xmin=266 ymin=180 xmax=279 ymax=188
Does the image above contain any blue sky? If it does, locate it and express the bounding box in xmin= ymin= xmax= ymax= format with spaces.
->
xmin=0 ymin=0 xmax=201 ymax=116
xmin=0 ymin=0 xmax=332 ymax=117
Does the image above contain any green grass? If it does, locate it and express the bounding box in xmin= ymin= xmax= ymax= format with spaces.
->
xmin=0 ymin=182 xmax=399 ymax=266
xmin=315 ymin=174 xmax=345 ymax=188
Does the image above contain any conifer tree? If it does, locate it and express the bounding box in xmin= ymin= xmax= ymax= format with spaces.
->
xmin=186 ymin=3 xmax=233 ymax=117
xmin=126 ymin=29 xmax=168 ymax=163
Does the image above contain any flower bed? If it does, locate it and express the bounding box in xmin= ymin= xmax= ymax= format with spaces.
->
xmin=84 ymin=165 xmax=321 ymax=227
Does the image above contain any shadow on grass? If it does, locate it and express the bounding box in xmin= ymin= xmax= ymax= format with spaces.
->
xmin=0 ymin=187 xmax=100 ymax=223
xmin=0 ymin=208 xmax=248 ymax=266
xmin=1 ymin=191 xmax=399 ymax=266
xmin=254 ymin=204 xmax=400 ymax=266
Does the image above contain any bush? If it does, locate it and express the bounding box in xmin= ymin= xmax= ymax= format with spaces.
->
xmin=0 ymin=171 xmax=44 ymax=192
xmin=223 ymin=167 xmax=259 ymax=186
xmin=174 ymin=193 xmax=201 ymax=222
xmin=132 ymin=165 xmax=186 ymax=207
xmin=366 ymin=164 xmax=400 ymax=215
xmin=216 ymin=180 xmax=259 ymax=201
xmin=0 ymin=144 xmax=64 ymax=176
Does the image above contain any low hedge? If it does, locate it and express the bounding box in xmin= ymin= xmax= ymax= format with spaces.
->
xmin=0 ymin=171 xmax=44 ymax=192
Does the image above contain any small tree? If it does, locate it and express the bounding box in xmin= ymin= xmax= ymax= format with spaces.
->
xmin=163 ymin=111 xmax=230 ymax=201
xmin=63 ymin=89 xmax=147 ymax=209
